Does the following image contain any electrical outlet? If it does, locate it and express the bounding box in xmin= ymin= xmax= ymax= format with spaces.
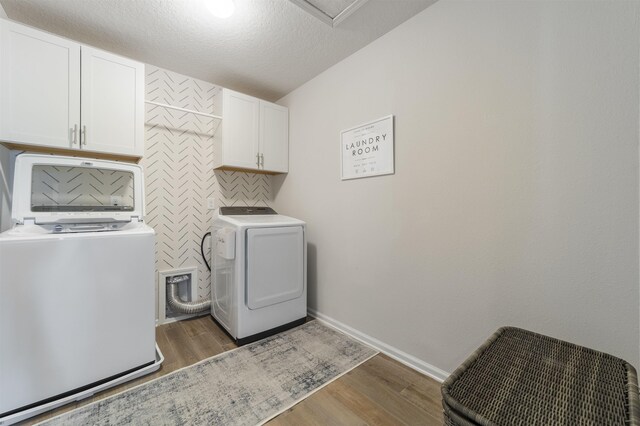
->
xmin=207 ymin=198 xmax=216 ymax=210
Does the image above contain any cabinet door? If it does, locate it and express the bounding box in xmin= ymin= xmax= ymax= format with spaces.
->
xmin=0 ymin=20 xmax=80 ymax=149
xmin=81 ymin=46 xmax=144 ymax=156
xmin=222 ymin=89 xmax=260 ymax=170
xmin=260 ymin=101 xmax=288 ymax=173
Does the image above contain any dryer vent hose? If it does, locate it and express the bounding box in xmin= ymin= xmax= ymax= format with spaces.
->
xmin=166 ymin=275 xmax=211 ymax=314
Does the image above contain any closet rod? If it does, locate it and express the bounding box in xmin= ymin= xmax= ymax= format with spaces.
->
xmin=145 ymin=100 xmax=222 ymax=120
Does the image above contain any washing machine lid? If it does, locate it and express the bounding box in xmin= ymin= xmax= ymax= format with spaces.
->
xmin=11 ymin=154 xmax=146 ymax=225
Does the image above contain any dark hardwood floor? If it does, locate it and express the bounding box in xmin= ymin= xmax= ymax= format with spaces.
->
xmin=20 ymin=316 xmax=444 ymax=425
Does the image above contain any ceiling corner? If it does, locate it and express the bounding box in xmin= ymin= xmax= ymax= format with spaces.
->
xmin=289 ymin=0 xmax=369 ymax=28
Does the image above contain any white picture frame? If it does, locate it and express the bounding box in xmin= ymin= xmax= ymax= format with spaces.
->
xmin=341 ymin=115 xmax=394 ymax=180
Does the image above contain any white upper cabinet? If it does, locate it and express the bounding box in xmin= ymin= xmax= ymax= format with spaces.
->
xmin=0 ymin=19 xmax=144 ymax=158
xmin=221 ymin=89 xmax=261 ymax=170
xmin=215 ymin=89 xmax=289 ymax=174
xmin=81 ymin=47 xmax=144 ymax=156
xmin=0 ymin=20 xmax=80 ymax=150
xmin=260 ymin=102 xmax=289 ymax=173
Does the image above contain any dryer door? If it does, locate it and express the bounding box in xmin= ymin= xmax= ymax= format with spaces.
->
xmin=246 ymin=226 xmax=304 ymax=310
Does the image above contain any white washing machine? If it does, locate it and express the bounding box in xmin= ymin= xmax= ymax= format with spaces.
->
xmin=0 ymin=154 xmax=160 ymax=424
xmin=211 ymin=206 xmax=306 ymax=345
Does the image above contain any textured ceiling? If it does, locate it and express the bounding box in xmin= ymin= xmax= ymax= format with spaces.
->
xmin=0 ymin=0 xmax=435 ymax=101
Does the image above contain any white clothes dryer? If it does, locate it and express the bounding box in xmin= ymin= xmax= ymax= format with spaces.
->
xmin=211 ymin=207 xmax=306 ymax=345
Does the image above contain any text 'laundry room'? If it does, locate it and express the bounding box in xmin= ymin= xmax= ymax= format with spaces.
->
xmin=1 ymin=0 xmax=639 ymax=425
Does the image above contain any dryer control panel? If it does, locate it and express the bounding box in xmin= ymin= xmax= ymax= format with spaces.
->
xmin=219 ymin=206 xmax=277 ymax=215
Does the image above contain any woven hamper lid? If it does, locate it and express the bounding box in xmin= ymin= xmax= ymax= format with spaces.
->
xmin=441 ymin=327 xmax=640 ymax=426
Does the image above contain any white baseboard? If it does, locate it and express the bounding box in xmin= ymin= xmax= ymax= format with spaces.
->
xmin=308 ymin=308 xmax=450 ymax=383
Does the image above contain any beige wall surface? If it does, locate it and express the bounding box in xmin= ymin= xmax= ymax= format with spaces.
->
xmin=275 ymin=0 xmax=640 ymax=373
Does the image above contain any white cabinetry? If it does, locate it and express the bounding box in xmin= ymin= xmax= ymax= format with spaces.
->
xmin=0 ymin=20 xmax=144 ymax=158
xmin=220 ymin=89 xmax=260 ymax=170
xmin=0 ymin=20 xmax=80 ymax=150
xmin=260 ymin=101 xmax=289 ymax=173
xmin=80 ymin=47 xmax=144 ymax=156
xmin=214 ymin=89 xmax=288 ymax=173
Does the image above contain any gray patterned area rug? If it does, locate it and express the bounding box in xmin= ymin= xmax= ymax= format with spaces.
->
xmin=39 ymin=320 xmax=377 ymax=426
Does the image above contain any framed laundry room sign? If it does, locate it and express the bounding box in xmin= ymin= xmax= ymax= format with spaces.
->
xmin=341 ymin=115 xmax=394 ymax=180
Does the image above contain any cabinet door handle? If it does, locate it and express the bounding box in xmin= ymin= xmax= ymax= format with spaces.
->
xmin=69 ymin=124 xmax=78 ymax=144
xmin=256 ymin=152 xmax=260 ymax=167
xmin=80 ymin=125 xmax=87 ymax=146
xmin=260 ymin=153 xmax=264 ymax=168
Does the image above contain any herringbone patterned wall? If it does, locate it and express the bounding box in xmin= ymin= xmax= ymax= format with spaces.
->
xmin=32 ymin=165 xmax=134 ymax=208
xmin=142 ymin=65 xmax=272 ymax=308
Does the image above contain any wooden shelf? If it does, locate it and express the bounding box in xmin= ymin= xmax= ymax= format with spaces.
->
xmin=213 ymin=165 xmax=283 ymax=175
xmin=1 ymin=142 xmax=141 ymax=164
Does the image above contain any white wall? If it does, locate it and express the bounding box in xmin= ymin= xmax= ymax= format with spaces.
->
xmin=275 ymin=0 xmax=640 ymax=374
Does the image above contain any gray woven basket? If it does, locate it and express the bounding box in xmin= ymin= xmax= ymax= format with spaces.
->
xmin=441 ymin=327 xmax=640 ymax=426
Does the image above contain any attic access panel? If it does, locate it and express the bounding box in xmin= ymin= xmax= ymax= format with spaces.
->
xmin=290 ymin=0 xmax=369 ymax=27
